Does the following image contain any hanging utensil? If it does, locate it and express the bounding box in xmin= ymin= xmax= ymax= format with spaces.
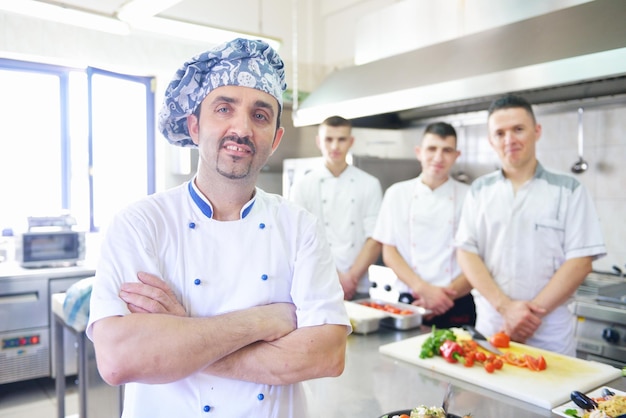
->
xmin=571 ymin=107 xmax=589 ymax=174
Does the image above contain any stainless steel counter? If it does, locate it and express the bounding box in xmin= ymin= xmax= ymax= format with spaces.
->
xmin=309 ymin=326 xmax=626 ymax=418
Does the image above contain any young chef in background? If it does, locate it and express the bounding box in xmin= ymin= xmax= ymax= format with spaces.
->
xmin=86 ymin=38 xmax=350 ymax=418
xmin=372 ymin=122 xmax=475 ymax=328
xmin=456 ymin=93 xmax=606 ymax=356
xmin=290 ymin=116 xmax=383 ymax=300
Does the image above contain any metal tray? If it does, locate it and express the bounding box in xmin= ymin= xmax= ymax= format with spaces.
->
xmin=343 ymin=300 xmax=386 ymax=334
xmin=351 ymin=298 xmax=428 ymax=331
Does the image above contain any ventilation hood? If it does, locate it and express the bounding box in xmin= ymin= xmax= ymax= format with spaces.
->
xmin=292 ymin=0 xmax=626 ymax=128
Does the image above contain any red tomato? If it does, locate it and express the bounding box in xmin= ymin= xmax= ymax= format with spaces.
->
xmin=464 ymin=356 xmax=475 ymax=367
xmin=492 ymin=358 xmax=504 ymax=370
xmin=489 ymin=332 xmax=511 ymax=348
xmin=484 ymin=361 xmax=495 ymax=373
xmin=475 ymin=352 xmax=486 ymax=363
xmin=462 ymin=340 xmax=478 ymax=351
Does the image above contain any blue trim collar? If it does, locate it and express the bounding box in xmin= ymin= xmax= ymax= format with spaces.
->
xmin=187 ymin=180 xmax=256 ymax=219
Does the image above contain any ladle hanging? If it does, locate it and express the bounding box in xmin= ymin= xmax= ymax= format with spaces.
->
xmin=571 ymin=107 xmax=588 ymax=174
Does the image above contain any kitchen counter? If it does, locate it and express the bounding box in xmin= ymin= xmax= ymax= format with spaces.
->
xmin=309 ymin=326 xmax=626 ymax=417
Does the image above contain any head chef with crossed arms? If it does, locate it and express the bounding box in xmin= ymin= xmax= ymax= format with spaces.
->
xmin=86 ymin=38 xmax=351 ymax=418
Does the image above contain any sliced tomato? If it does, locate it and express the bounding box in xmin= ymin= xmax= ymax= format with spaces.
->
xmin=537 ymin=355 xmax=547 ymax=371
xmin=524 ymin=354 xmax=540 ymax=371
xmin=503 ymin=352 xmax=526 ymax=367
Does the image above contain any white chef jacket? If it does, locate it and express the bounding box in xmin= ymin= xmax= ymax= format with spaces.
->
xmin=455 ymin=163 xmax=606 ymax=355
xmin=373 ymin=176 xmax=469 ymax=293
xmin=86 ymin=180 xmax=351 ymax=418
xmin=290 ymin=165 xmax=382 ymax=294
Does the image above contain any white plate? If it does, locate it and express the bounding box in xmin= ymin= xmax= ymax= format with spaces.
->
xmin=552 ymin=386 xmax=626 ymax=417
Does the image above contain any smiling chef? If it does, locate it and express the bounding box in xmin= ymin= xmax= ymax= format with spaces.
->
xmin=86 ymin=38 xmax=351 ymax=418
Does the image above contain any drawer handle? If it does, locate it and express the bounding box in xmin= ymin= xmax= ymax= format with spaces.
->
xmin=0 ymin=292 xmax=39 ymax=304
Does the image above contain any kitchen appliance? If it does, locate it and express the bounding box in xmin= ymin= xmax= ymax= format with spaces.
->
xmin=15 ymin=215 xmax=85 ymax=268
xmin=0 ymin=276 xmax=50 ymax=384
xmin=293 ymin=0 xmax=626 ymax=128
xmin=574 ymin=271 xmax=626 ymax=368
xmin=0 ymin=268 xmax=94 ymax=385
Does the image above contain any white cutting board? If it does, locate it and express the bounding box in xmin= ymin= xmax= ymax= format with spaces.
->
xmin=379 ymin=334 xmax=622 ymax=409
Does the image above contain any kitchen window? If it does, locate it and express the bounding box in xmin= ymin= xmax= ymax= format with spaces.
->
xmin=0 ymin=58 xmax=155 ymax=234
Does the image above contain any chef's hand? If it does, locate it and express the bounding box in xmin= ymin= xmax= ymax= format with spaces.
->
xmin=412 ymin=284 xmax=456 ymax=316
xmin=258 ymin=302 xmax=298 ymax=342
xmin=338 ymin=271 xmax=358 ymax=300
xmin=120 ymin=271 xmax=187 ymax=317
xmin=500 ymin=300 xmax=546 ymax=343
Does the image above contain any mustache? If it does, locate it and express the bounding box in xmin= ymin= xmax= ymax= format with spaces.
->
xmin=220 ymin=135 xmax=255 ymax=153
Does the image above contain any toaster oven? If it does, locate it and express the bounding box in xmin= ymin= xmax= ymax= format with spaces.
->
xmin=15 ymin=230 xmax=85 ymax=268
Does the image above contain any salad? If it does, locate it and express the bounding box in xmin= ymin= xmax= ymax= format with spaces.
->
xmin=382 ymin=405 xmax=473 ymax=418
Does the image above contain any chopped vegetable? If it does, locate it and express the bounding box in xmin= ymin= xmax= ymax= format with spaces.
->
xmin=483 ymin=361 xmax=495 ymax=373
xmin=474 ymin=351 xmax=486 ymax=363
xmin=419 ymin=326 xmax=457 ymax=359
xmin=359 ymin=301 xmax=415 ymax=315
xmin=502 ymin=351 xmax=547 ymax=371
xmin=440 ymin=340 xmax=465 ymax=364
xmin=489 ymin=331 xmax=510 ymax=348
xmin=564 ymin=408 xmax=580 ymax=417
xmin=409 ymin=405 xmax=446 ymax=417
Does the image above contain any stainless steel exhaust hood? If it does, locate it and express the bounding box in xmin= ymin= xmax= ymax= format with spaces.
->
xmin=292 ymin=0 xmax=626 ymax=128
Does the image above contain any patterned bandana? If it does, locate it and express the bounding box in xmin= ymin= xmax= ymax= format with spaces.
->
xmin=158 ymin=38 xmax=286 ymax=147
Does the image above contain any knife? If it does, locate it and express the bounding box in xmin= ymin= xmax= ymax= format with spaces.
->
xmin=462 ymin=325 xmax=504 ymax=355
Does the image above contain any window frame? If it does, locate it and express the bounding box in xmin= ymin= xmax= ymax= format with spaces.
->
xmin=0 ymin=58 xmax=155 ymax=233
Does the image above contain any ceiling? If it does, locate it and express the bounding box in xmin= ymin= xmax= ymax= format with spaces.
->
xmin=17 ymin=0 xmax=288 ymax=47
xmin=44 ymin=0 xmax=269 ymax=32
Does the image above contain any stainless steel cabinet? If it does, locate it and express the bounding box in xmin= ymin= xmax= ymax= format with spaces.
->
xmin=0 ymin=264 xmax=95 ymax=384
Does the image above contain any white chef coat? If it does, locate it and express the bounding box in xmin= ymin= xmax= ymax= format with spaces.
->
xmin=373 ymin=176 xmax=469 ymax=293
xmin=86 ymin=180 xmax=351 ymax=418
xmin=290 ymin=165 xmax=382 ymax=294
xmin=455 ymin=163 xmax=606 ymax=355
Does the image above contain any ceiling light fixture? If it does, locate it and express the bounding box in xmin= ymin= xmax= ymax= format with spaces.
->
xmin=126 ymin=16 xmax=281 ymax=51
xmin=0 ymin=0 xmax=130 ymax=35
xmin=0 ymin=0 xmax=281 ymax=50
xmin=116 ymin=0 xmax=281 ymax=50
xmin=115 ymin=0 xmax=184 ymax=23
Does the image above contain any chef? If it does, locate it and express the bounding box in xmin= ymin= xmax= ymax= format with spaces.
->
xmin=86 ymin=38 xmax=351 ymax=418
xmin=373 ymin=122 xmax=475 ymax=328
xmin=456 ymin=93 xmax=606 ymax=355
xmin=290 ymin=116 xmax=383 ymax=300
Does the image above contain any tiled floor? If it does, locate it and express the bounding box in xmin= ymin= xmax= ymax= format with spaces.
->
xmin=0 ymin=376 xmax=78 ymax=418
